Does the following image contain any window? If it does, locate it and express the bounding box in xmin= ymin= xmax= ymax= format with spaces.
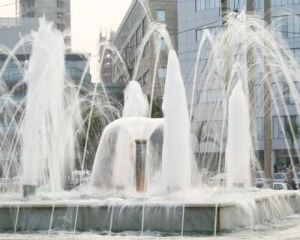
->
xmin=232 ymin=0 xmax=246 ymax=10
xmin=158 ymin=68 xmax=167 ymax=79
xmin=57 ymin=23 xmax=65 ymax=31
xmin=157 ymin=10 xmax=166 ymax=22
xmin=57 ymin=0 xmax=65 ymax=8
xmin=26 ymin=0 xmax=35 ymax=7
xmin=143 ymin=70 xmax=149 ymax=85
xmin=26 ymin=12 xmax=35 ymax=17
xmin=273 ymin=116 xmax=285 ymax=139
xmin=136 ymin=25 xmax=142 ymax=47
xmin=272 ymin=0 xmax=288 ymax=6
xmin=57 ymin=12 xmax=65 ymax=20
xmin=292 ymin=48 xmax=300 ymax=64
xmin=196 ymin=89 xmax=222 ymax=103
xmin=256 ymin=0 xmax=263 ymax=9
xmin=196 ymin=0 xmax=220 ymax=11
xmin=160 ymin=38 xmax=166 ymax=51
xmin=273 ymin=15 xmax=300 ymax=39
xmin=142 ymin=17 xmax=148 ymax=37
xmin=256 ymin=118 xmax=264 ymax=140
xmin=273 ymin=16 xmax=288 ymax=38
xmin=143 ymin=41 xmax=149 ymax=58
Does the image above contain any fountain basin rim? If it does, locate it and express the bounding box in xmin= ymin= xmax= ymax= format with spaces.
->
xmin=0 ymin=191 xmax=298 ymax=209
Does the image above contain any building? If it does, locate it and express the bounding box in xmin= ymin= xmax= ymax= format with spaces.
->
xmin=177 ymin=0 xmax=300 ymax=171
xmin=0 ymin=17 xmax=39 ymax=54
xmin=19 ymin=0 xmax=71 ymax=46
xmin=0 ymin=53 xmax=91 ymax=99
xmin=99 ymin=31 xmax=125 ymax=100
xmin=111 ymin=0 xmax=178 ymax=98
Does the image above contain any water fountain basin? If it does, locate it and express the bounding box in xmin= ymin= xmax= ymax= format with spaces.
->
xmin=0 ymin=190 xmax=299 ymax=235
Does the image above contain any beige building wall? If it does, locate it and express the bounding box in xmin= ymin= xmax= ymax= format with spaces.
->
xmin=112 ymin=0 xmax=178 ymax=98
xmin=20 ymin=0 xmax=71 ymax=46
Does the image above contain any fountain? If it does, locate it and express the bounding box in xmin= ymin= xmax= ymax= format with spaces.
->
xmin=20 ymin=19 xmax=75 ymax=194
xmin=0 ymin=7 xmax=299 ymax=238
xmin=225 ymin=80 xmax=252 ymax=188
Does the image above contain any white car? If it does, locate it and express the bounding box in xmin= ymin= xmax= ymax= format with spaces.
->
xmin=255 ymin=171 xmax=271 ymax=188
xmin=273 ymin=172 xmax=289 ymax=183
xmin=273 ymin=182 xmax=293 ymax=190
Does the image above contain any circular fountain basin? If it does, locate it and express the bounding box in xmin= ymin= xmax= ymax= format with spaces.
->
xmin=0 ymin=189 xmax=299 ymax=235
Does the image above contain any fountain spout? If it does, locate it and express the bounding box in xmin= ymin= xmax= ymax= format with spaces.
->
xmin=135 ymin=140 xmax=147 ymax=192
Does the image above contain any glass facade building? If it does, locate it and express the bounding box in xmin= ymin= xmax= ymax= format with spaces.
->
xmin=178 ymin=0 xmax=300 ymax=168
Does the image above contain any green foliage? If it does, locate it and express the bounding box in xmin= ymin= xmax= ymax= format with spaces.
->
xmin=150 ymin=98 xmax=163 ymax=118
xmin=285 ymin=118 xmax=299 ymax=149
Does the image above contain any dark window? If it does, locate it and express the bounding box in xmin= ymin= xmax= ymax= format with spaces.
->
xmin=195 ymin=0 xmax=220 ymax=11
xmin=57 ymin=0 xmax=65 ymax=8
xmin=26 ymin=12 xmax=35 ymax=17
xmin=142 ymin=17 xmax=148 ymax=37
xmin=57 ymin=23 xmax=65 ymax=31
xmin=156 ymin=10 xmax=166 ymax=22
xmin=136 ymin=25 xmax=142 ymax=47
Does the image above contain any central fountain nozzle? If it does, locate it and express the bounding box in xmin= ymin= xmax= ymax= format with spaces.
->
xmin=135 ymin=139 xmax=147 ymax=192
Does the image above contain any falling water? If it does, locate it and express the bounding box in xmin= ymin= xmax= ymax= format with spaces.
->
xmin=91 ymin=80 xmax=163 ymax=192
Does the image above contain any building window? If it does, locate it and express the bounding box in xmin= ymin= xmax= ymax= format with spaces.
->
xmin=292 ymin=48 xmax=300 ymax=64
xmin=136 ymin=25 xmax=142 ymax=47
xmin=256 ymin=0 xmax=263 ymax=9
xmin=143 ymin=70 xmax=149 ymax=85
xmin=57 ymin=12 xmax=65 ymax=20
xmin=57 ymin=0 xmax=65 ymax=8
xmin=57 ymin=23 xmax=65 ymax=31
xmin=26 ymin=12 xmax=35 ymax=17
xmin=273 ymin=0 xmax=300 ymax=6
xmin=272 ymin=0 xmax=288 ymax=7
xmin=256 ymin=118 xmax=264 ymax=140
xmin=158 ymin=68 xmax=167 ymax=79
xmin=143 ymin=41 xmax=149 ymax=58
xmin=160 ymin=38 xmax=166 ymax=51
xmin=142 ymin=17 xmax=148 ymax=37
xmin=26 ymin=0 xmax=35 ymax=8
xmin=157 ymin=10 xmax=166 ymax=22
xmin=196 ymin=0 xmax=220 ymax=11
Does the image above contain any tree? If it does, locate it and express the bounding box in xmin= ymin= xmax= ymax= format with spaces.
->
xmin=285 ymin=118 xmax=299 ymax=150
xmin=150 ymin=98 xmax=163 ymax=118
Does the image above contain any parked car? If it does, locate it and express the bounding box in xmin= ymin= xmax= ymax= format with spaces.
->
xmin=255 ymin=171 xmax=271 ymax=188
xmin=273 ymin=182 xmax=293 ymax=190
xmin=292 ymin=172 xmax=300 ymax=189
xmin=273 ymin=172 xmax=289 ymax=183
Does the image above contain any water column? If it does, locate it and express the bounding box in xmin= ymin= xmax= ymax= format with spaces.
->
xmin=135 ymin=140 xmax=147 ymax=192
xmin=225 ymin=80 xmax=252 ymax=188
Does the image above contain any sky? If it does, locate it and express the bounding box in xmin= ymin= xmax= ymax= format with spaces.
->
xmin=0 ymin=0 xmax=132 ymax=80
